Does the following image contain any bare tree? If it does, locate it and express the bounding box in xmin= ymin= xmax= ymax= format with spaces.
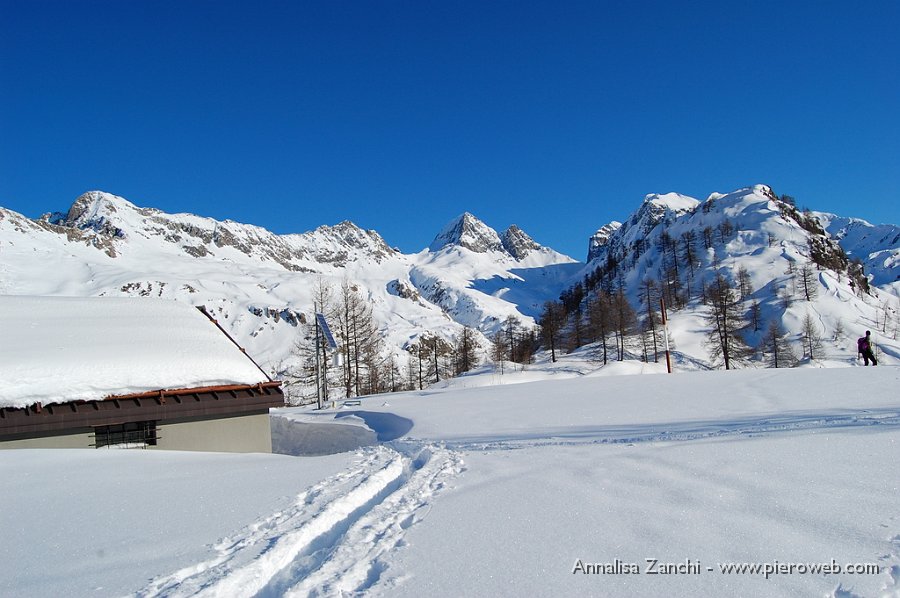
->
xmin=703 ymin=273 xmax=752 ymax=370
xmin=736 ymin=265 xmax=753 ymax=301
xmin=612 ymin=289 xmax=637 ymax=361
xmin=833 ymin=317 xmax=846 ymax=342
xmin=702 ymin=225 xmax=714 ymax=249
xmin=491 ymin=328 xmax=509 ymax=374
xmin=749 ymin=300 xmax=762 ymax=332
xmin=718 ymin=219 xmax=734 ymax=244
xmin=311 ymin=277 xmax=338 ymax=405
xmin=336 ymin=279 xmax=380 ymax=397
xmin=454 ymin=326 xmax=479 ymax=375
xmin=761 ymin=320 xmax=798 ymax=368
xmin=801 ymin=312 xmax=824 ymax=361
xmin=538 ymin=301 xmax=566 ymax=362
xmin=406 ymin=341 xmax=426 ymax=390
xmin=680 ymin=230 xmax=698 ymax=277
xmin=657 ymin=230 xmax=679 ymax=280
xmin=503 ymin=315 xmax=531 ymax=364
xmin=405 ymin=353 xmax=419 ymax=390
xmin=785 ymin=260 xmax=798 ymax=297
xmin=586 ymin=291 xmax=612 ymax=364
xmin=281 ymin=328 xmax=320 ymax=406
xmin=638 ymin=278 xmax=660 ymax=362
xmin=418 ymin=333 xmax=452 ymax=384
xmin=799 ymin=264 xmax=818 ymax=302
xmin=877 ymin=301 xmax=894 ymax=334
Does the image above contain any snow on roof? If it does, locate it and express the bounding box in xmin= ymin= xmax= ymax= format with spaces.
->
xmin=0 ymin=296 xmax=270 ymax=409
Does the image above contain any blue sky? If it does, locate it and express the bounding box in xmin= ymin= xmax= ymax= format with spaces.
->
xmin=1 ymin=0 xmax=898 ymax=260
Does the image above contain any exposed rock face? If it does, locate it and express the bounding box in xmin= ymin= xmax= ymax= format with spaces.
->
xmin=429 ymin=212 xmax=505 ymax=253
xmin=500 ymin=225 xmax=541 ymax=260
xmin=43 ymin=191 xmax=396 ymax=271
xmin=586 ymin=222 xmax=622 ymax=263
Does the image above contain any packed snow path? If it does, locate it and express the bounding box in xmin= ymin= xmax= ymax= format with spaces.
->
xmin=132 ymin=445 xmax=464 ymax=598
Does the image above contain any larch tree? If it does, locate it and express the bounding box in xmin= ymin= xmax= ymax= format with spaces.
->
xmin=638 ymin=278 xmax=660 ymax=362
xmin=454 ymin=326 xmax=479 ymax=375
xmin=799 ymin=263 xmax=818 ymax=302
xmin=680 ymin=230 xmax=698 ymax=277
xmin=801 ymin=312 xmax=824 ymax=361
xmin=538 ymin=300 xmax=566 ymax=363
xmin=703 ymin=273 xmax=752 ymax=370
xmin=491 ymin=328 xmax=509 ymax=374
xmin=586 ymin=291 xmax=612 ymax=364
xmin=612 ymin=288 xmax=637 ymax=361
xmin=761 ymin=319 xmax=798 ymax=368
xmin=736 ymin=265 xmax=753 ymax=301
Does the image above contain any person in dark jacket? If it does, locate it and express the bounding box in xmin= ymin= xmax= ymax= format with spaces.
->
xmin=857 ymin=330 xmax=878 ymax=366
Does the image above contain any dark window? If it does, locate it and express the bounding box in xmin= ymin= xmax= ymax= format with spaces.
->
xmin=93 ymin=421 xmax=157 ymax=448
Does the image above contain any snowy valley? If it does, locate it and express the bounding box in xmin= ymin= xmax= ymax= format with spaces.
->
xmin=1 ymin=185 xmax=900 ymax=597
xmin=3 ymin=364 xmax=900 ymax=597
xmin=0 ymin=185 xmax=897 ymax=397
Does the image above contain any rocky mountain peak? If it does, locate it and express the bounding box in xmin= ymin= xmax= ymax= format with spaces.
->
xmin=309 ymin=220 xmax=395 ymax=260
xmin=586 ymin=221 xmax=622 ymax=263
xmin=500 ymin=225 xmax=542 ymax=259
xmin=62 ymin=191 xmax=144 ymax=238
xmin=631 ymin=193 xmax=700 ymax=233
xmin=429 ymin=212 xmax=504 ymax=253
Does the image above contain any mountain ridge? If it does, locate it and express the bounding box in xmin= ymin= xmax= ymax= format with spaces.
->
xmin=1 ymin=184 xmax=897 ymax=402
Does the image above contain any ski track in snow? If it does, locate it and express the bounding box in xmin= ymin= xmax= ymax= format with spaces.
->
xmin=408 ymin=408 xmax=900 ymax=453
xmin=130 ymin=406 xmax=900 ymax=597
xmin=131 ymin=445 xmax=464 ymax=598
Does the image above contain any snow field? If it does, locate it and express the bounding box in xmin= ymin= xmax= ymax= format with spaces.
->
xmin=132 ymin=445 xmax=464 ymax=598
xmin=2 ymin=362 xmax=899 ymax=597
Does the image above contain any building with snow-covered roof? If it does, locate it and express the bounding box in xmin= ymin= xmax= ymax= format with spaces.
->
xmin=0 ymin=296 xmax=284 ymax=452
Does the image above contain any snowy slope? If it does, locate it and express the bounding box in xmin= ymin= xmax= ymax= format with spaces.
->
xmin=2 ymin=365 xmax=899 ymax=597
xmin=814 ymin=210 xmax=900 ymax=286
xmin=0 ymin=193 xmax=577 ymax=381
xmin=1 ymin=185 xmax=897 ymax=389
xmin=578 ymin=185 xmax=900 ymax=368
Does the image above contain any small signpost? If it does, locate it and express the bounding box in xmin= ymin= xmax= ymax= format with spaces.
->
xmin=314 ymin=310 xmax=339 ymax=409
xmin=316 ymin=312 xmax=337 ymax=351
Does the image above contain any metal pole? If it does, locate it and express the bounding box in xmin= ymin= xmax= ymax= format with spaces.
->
xmin=314 ymin=303 xmax=323 ymax=409
xmin=660 ymin=297 xmax=672 ymax=374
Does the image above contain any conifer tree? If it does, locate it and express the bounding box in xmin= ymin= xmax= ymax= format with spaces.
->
xmin=703 ymin=273 xmax=752 ymax=370
xmin=761 ymin=320 xmax=798 ymax=368
xmin=612 ymin=289 xmax=636 ymax=361
xmin=801 ymin=312 xmax=824 ymax=361
xmin=454 ymin=326 xmax=478 ymax=375
xmin=736 ymin=265 xmax=753 ymax=301
xmin=638 ymin=278 xmax=660 ymax=362
xmin=491 ymin=328 xmax=509 ymax=374
xmin=799 ymin=264 xmax=818 ymax=302
xmin=586 ymin=291 xmax=612 ymax=364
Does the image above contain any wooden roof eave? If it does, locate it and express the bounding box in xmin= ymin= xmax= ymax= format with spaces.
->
xmin=0 ymin=381 xmax=285 ymax=440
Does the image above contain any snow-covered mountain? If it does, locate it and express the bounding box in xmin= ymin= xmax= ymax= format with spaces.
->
xmin=582 ymin=185 xmax=900 ymax=290
xmin=428 ymin=212 xmax=571 ymax=264
xmin=574 ymin=184 xmax=899 ymax=368
xmin=0 ymin=191 xmax=578 ymax=381
xmin=813 ymin=211 xmax=900 ymax=286
xmin=1 ymin=185 xmax=897 ymax=391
